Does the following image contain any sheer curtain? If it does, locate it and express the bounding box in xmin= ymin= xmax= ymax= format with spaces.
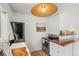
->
xmin=0 ymin=5 xmax=13 ymax=55
xmin=1 ymin=9 xmax=13 ymax=41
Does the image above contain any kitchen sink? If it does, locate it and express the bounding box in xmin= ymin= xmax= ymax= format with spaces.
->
xmin=10 ymin=42 xmax=26 ymax=49
xmin=2 ymin=42 xmax=26 ymax=56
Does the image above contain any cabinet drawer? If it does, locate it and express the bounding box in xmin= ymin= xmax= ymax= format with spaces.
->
xmin=50 ymin=42 xmax=63 ymax=49
xmin=64 ymin=44 xmax=72 ymax=56
xmin=73 ymin=42 xmax=79 ymax=56
xmin=50 ymin=42 xmax=61 ymax=47
xmin=73 ymin=47 xmax=79 ymax=56
xmin=50 ymin=47 xmax=64 ymax=56
xmin=50 ymin=50 xmax=56 ymax=56
xmin=50 ymin=42 xmax=64 ymax=56
xmin=50 ymin=49 xmax=64 ymax=56
xmin=56 ymin=48 xmax=64 ymax=56
xmin=74 ymin=52 xmax=79 ymax=56
xmin=50 ymin=42 xmax=56 ymax=47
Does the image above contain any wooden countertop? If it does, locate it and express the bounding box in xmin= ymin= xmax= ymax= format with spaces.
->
xmin=10 ymin=42 xmax=31 ymax=56
xmin=12 ymin=47 xmax=30 ymax=56
xmin=51 ymin=39 xmax=78 ymax=46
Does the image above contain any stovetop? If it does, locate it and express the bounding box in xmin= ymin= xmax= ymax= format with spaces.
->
xmin=42 ymin=37 xmax=59 ymax=41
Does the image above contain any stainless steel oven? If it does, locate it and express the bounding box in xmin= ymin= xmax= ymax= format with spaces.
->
xmin=42 ymin=37 xmax=50 ymax=55
xmin=42 ymin=34 xmax=59 ymax=55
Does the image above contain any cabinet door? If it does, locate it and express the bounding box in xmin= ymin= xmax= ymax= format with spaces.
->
xmin=50 ymin=42 xmax=56 ymax=56
xmin=50 ymin=42 xmax=64 ymax=56
xmin=64 ymin=44 xmax=73 ymax=56
xmin=56 ymin=45 xmax=64 ymax=56
xmin=50 ymin=49 xmax=57 ymax=56
xmin=73 ymin=42 xmax=79 ymax=56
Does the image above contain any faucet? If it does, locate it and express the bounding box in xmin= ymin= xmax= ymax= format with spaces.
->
xmin=8 ymin=33 xmax=18 ymax=46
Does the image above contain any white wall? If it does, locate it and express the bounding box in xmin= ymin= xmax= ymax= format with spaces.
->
xmin=46 ymin=4 xmax=60 ymax=35
xmin=59 ymin=3 xmax=79 ymax=38
xmin=46 ymin=13 xmax=59 ymax=35
xmin=11 ymin=13 xmax=47 ymax=52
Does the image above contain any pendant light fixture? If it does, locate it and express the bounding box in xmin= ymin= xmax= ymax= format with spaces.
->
xmin=31 ymin=3 xmax=58 ymax=17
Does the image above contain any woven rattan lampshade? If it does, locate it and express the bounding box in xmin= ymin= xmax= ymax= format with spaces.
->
xmin=31 ymin=3 xmax=58 ymax=17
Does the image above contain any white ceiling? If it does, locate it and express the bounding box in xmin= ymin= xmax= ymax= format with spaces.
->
xmin=9 ymin=3 xmax=79 ymax=15
xmin=8 ymin=3 xmax=61 ymax=14
xmin=9 ymin=3 xmax=37 ymax=14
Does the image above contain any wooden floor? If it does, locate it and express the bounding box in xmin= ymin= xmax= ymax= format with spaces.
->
xmin=31 ymin=50 xmax=48 ymax=56
xmin=0 ymin=50 xmax=48 ymax=56
xmin=0 ymin=51 xmax=4 ymax=56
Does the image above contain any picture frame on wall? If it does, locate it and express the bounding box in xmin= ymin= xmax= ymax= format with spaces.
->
xmin=36 ymin=23 xmax=46 ymax=32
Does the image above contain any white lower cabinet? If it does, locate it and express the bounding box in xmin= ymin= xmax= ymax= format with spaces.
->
xmin=50 ymin=42 xmax=65 ymax=56
xmin=64 ymin=44 xmax=72 ymax=56
xmin=50 ymin=42 xmax=72 ymax=56
xmin=73 ymin=42 xmax=79 ymax=56
xmin=50 ymin=41 xmax=79 ymax=56
xmin=55 ymin=48 xmax=64 ymax=56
